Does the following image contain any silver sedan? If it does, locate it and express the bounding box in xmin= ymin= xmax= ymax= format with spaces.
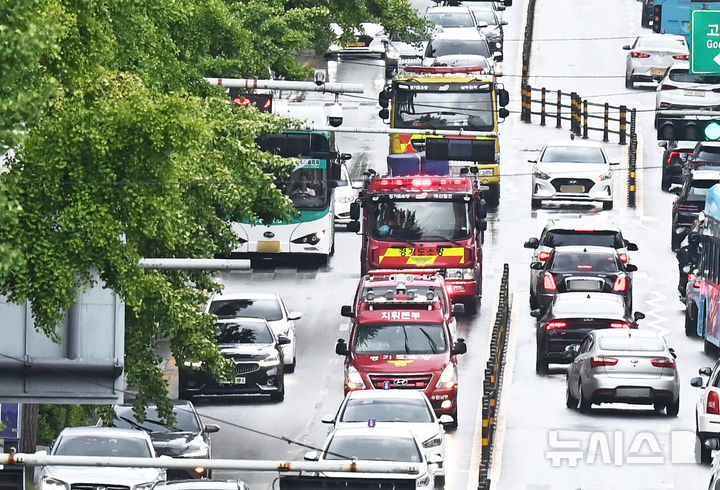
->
xmin=565 ymin=329 xmax=680 ymax=415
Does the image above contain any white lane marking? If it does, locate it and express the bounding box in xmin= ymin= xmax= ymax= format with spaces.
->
xmin=642 ymin=290 xmax=671 ymax=337
xmin=488 ymin=295 xmax=518 ymax=490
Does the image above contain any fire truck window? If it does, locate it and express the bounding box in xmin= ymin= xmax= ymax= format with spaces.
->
xmin=372 ymin=200 xmax=471 ymax=241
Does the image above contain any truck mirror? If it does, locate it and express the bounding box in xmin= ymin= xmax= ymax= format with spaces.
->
xmin=498 ymin=108 xmax=510 ymax=119
xmin=379 ymin=89 xmax=390 ymax=108
xmin=347 ymin=221 xmax=361 ymax=233
xmin=335 ymin=338 xmax=350 ymax=356
xmin=378 ymin=108 xmax=390 ymax=120
xmin=498 ymin=89 xmax=510 ymax=107
xmin=478 ymin=220 xmax=487 ymax=232
xmin=340 ymin=305 xmax=354 ymax=318
xmin=350 ymin=202 xmax=361 ymax=220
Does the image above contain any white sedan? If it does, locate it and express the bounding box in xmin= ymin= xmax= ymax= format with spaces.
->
xmin=530 ymin=140 xmax=618 ymax=210
xmin=206 ymin=291 xmax=302 ymax=372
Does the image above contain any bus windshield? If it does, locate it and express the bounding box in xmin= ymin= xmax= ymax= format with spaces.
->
xmin=393 ymin=86 xmax=494 ymax=131
xmin=283 ymin=163 xmax=329 ymax=210
xmin=370 ymin=199 xmax=472 ymax=241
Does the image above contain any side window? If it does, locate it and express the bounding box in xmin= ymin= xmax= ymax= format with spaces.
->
xmin=712 ymin=367 xmax=720 ymax=388
xmin=339 ymin=164 xmax=349 ymax=187
xmin=702 ymin=242 xmax=710 ymax=278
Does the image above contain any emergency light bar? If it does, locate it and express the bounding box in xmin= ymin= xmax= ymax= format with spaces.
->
xmin=367 ymin=270 xmax=442 ymax=282
xmin=363 ymin=288 xmax=440 ymax=306
xmin=402 ymin=66 xmax=486 ymax=75
xmin=372 ymin=176 xmax=472 ymax=193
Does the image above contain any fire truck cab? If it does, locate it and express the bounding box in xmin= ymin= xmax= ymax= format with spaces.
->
xmin=336 ymin=270 xmax=467 ymax=426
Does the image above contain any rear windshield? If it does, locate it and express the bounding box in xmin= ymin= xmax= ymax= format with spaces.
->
xmin=550 ymin=252 xmax=620 ymax=272
xmin=695 ymin=150 xmax=720 ymax=163
xmin=542 ymin=230 xmax=623 ymax=248
xmin=215 ymin=321 xmax=274 ymax=344
xmin=341 ymin=398 xmax=434 ymax=423
xmin=425 ymin=39 xmax=491 ymax=58
xmin=668 ymin=70 xmax=720 ymax=84
xmin=688 ymin=180 xmax=719 ymax=201
xmin=209 ymin=298 xmax=283 ymax=321
xmin=325 ymin=435 xmax=422 ymax=462
xmin=540 ymin=146 xmax=606 ymax=163
xmin=637 ymin=37 xmax=687 ymax=50
xmin=598 ymin=337 xmax=664 ymax=351
xmin=551 ymin=298 xmax=626 ymax=318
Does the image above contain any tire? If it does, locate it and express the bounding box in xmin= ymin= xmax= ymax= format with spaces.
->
xmin=625 ymin=75 xmax=633 ymax=89
xmin=699 ymin=431 xmax=712 ymax=464
xmin=671 ymin=230 xmax=681 ymax=251
xmin=486 ymin=185 xmax=500 ymax=207
xmin=464 ymin=297 xmax=478 ymax=315
xmin=685 ymin=305 xmax=697 ymax=337
xmin=285 ymin=357 xmax=296 ymax=374
xmin=578 ymin=382 xmax=592 ymax=413
xmin=317 ymin=253 xmax=329 ymax=266
xmin=434 ymin=474 xmax=446 ymax=488
xmin=602 ymin=200 xmax=613 ymax=210
xmin=705 ymin=339 xmax=717 ymax=356
xmin=270 ymin=386 xmax=285 ymax=402
xmin=566 ymin=379 xmax=578 ymax=409
xmin=661 ymin=179 xmax=671 ymax=192
xmin=531 ymin=198 xmax=542 ymax=210
xmin=666 ymin=397 xmax=680 ymax=417
xmin=535 ymin=349 xmax=548 ymax=375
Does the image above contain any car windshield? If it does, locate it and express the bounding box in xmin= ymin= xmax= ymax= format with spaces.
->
xmin=54 ymin=435 xmax=152 ymax=458
xmin=341 ymin=398 xmax=435 ymax=423
xmin=209 ymin=298 xmax=283 ymax=321
xmin=668 ymin=69 xmax=720 ymax=84
xmin=550 ymin=252 xmax=620 ymax=272
xmin=695 ymin=149 xmax=720 ymax=163
xmin=370 ymin=199 xmax=472 ymax=241
xmin=425 ymin=39 xmax=491 ymax=58
xmin=551 ymin=297 xmax=626 ymax=318
xmin=394 ymin=86 xmax=494 ymax=130
xmin=637 ymin=37 xmax=687 ymax=50
xmin=542 ymin=230 xmax=624 ymax=248
xmin=324 ymin=435 xmax=422 ymax=462
xmin=540 ymin=146 xmax=606 ymax=163
xmin=354 ymin=324 xmax=447 ymax=355
xmin=470 ymin=9 xmax=498 ymax=25
xmin=215 ymin=321 xmax=274 ymax=345
xmin=598 ymin=336 xmax=665 ymax=351
xmin=112 ymin=405 xmax=200 ymax=433
xmin=426 ymin=11 xmax=475 ymax=28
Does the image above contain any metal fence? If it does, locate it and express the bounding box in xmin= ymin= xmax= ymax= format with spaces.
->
xmin=478 ymin=264 xmax=510 ymax=490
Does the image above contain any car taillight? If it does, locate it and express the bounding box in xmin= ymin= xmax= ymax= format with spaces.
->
xmin=613 ymin=276 xmax=627 ymax=292
xmin=590 ymin=356 xmax=618 ymax=368
xmin=660 ymin=84 xmax=677 ymax=90
xmin=546 ymin=321 xmax=567 ymax=330
xmin=539 ymin=251 xmax=551 ymax=261
xmin=651 ymin=358 xmax=676 ymax=369
xmin=618 ymin=253 xmax=628 ymax=263
xmin=543 ymin=273 xmax=557 ymax=290
xmin=694 ymin=279 xmax=702 ymax=288
xmin=609 ymin=322 xmax=631 ymax=329
xmin=678 ymin=203 xmax=700 ymax=212
xmin=673 ymin=54 xmax=690 ymax=60
xmin=632 ymin=52 xmax=650 ymax=58
xmin=708 ymin=391 xmax=720 ymax=415
xmin=713 ymin=88 xmax=720 ymax=93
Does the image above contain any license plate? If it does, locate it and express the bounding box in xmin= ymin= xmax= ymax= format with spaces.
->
xmin=651 ymin=67 xmax=667 ymax=76
xmin=235 ymin=376 xmax=246 ymax=385
xmin=615 ymin=387 xmax=650 ymax=398
xmin=566 ymin=279 xmax=603 ymax=291
xmin=476 ymin=169 xmax=494 ymax=177
xmin=257 ymin=240 xmax=280 ymax=253
xmin=560 ymin=185 xmax=585 ymax=193
xmin=684 ymin=89 xmax=705 ymax=97
xmin=346 ymin=41 xmax=367 ymax=47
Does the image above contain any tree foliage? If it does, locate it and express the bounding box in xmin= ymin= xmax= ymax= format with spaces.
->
xmin=0 ymin=0 xmax=423 ymax=421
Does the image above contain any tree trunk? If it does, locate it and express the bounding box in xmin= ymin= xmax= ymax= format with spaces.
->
xmin=21 ymin=404 xmax=38 ymax=453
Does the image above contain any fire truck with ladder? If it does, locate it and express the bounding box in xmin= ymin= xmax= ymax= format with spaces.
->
xmin=378 ymin=65 xmax=509 ymax=206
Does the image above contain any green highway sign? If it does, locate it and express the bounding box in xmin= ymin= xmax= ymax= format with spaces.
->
xmin=692 ymin=10 xmax=720 ymax=74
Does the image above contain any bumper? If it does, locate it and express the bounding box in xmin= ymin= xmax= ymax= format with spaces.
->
xmin=629 ymin=65 xmax=667 ymax=82
xmin=583 ymin=376 xmax=678 ymax=405
xmin=446 ymin=279 xmax=479 ymax=303
xmin=179 ymin=368 xmax=283 ymax=397
xmin=533 ymin=179 xmax=612 ymax=202
xmin=697 ymin=413 xmax=720 ymax=435
xmin=428 ymin=388 xmax=459 ymax=418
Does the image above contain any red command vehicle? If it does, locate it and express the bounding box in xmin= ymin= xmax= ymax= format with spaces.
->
xmin=336 ymin=271 xmax=467 ymax=426
xmin=349 ymin=175 xmax=487 ymax=314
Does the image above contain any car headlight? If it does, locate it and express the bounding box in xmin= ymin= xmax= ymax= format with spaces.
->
xmin=438 ymin=363 xmax=457 ymax=389
xmin=183 ymin=361 xmax=204 ymax=368
xmin=337 ymin=195 xmax=356 ymax=204
xmin=445 ymin=268 xmax=474 ymax=280
xmin=134 ymin=482 xmax=156 ymax=490
xmin=291 ymin=232 xmax=322 ymax=245
xmin=417 ymin=472 xmax=431 ymax=487
xmin=259 ymin=356 xmax=281 ymax=367
xmin=345 ymin=365 xmax=366 ymax=390
xmin=422 ymin=433 xmax=443 ymax=448
xmin=597 ymin=172 xmax=612 ymax=181
xmin=533 ymin=170 xmax=551 ymax=180
xmin=40 ymin=477 xmax=68 ymax=490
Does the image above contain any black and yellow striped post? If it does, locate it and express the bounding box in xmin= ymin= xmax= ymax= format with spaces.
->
xmin=619 ymin=105 xmax=627 ymax=145
xmin=556 ymin=90 xmax=562 ymax=128
xmin=540 ymin=87 xmax=547 ymax=126
xmin=603 ymin=103 xmax=610 ymax=142
xmin=522 ymin=85 xmax=531 ymax=123
xmin=582 ymin=100 xmax=589 ymax=139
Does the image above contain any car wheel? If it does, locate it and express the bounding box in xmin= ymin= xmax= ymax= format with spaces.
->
xmin=578 ymin=381 xmax=592 ymax=413
xmin=602 ymin=200 xmax=613 ymax=210
xmin=566 ymin=378 xmax=578 ymax=409
xmin=285 ymin=356 xmax=296 ymax=374
xmin=464 ymin=297 xmax=478 ymax=315
xmin=486 ymin=185 xmax=500 ymax=207
xmin=535 ymin=349 xmax=548 ymax=375
xmin=705 ymin=339 xmax=717 ymax=356
xmin=529 ymin=294 xmax=538 ymax=309
xmin=671 ymin=230 xmax=682 ymax=251
xmin=531 ymin=198 xmax=542 ymax=209
xmin=625 ymin=74 xmax=633 ymax=89
xmin=685 ymin=305 xmax=697 ymax=337
xmin=434 ymin=474 xmax=446 ymax=488
xmin=667 ymin=397 xmax=680 ymax=417
xmin=699 ymin=430 xmax=712 ymax=464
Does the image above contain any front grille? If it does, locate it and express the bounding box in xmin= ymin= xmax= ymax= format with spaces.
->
xmin=236 ymin=362 xmax=260 ymax=375
xmin=551 ymin=178 xmax=595 ymax=193
xmin=71 ymin=485 xmax=130 ymax=490
xmin=369 ymin=373 xmax=433 ymax=390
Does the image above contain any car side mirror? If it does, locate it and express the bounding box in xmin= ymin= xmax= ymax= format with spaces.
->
xmin=658 ymin=141 xmax=668 ymax=148
xmin=668 ymin=347 xmax=677 ymax=359
xmin=451 ymin=303 xmax=465 ymax=315
xmin=321 ymin=414 xmax=335 ymax=424
xmin=501 ymin=20 xmax=509 ymax=26
xmin=304 ymin=450 xmax=320 ymax=461
xmin=705 ymin=438 xmax=720 ymax=451
xmin=340 ymin=153 xmax=352 ymax=161
xmin=451 ymin=338 xmax=467 ymax=355
xmin=336 ymin=338 xmax=350 ymax=356
xmin=340 ymin=305 xmax=354 ymax=318
xmin=530 ymin=308 xmax=543 ymax=318
xmin=691 ymin=376 xmax=705 ymax=387
xmin=625 ymin=264 xmax=638 ymax=272
xmin=287 ymin=312 xmax=302 ymax=321
xmin=530 ymin=261 xmax=544 ymax=270
xmin=622 ymin=45 xmax=631 ymax=50
xmin=277 ymin=335 xmax=291 ymax=345
xmin=379 ymin=108 xmax=390 ymax=120
xmin=438 ymin=414 xmax=454 ymax=426
xmin=204 ymin=424 xmax=221 ymax=434
xmin=476 ymin=21 xmax=489 ymax=29
xmin=700 ymin=366 xmax=713 ymax=376
xmin=626 ymin=242 xmax=638 ymax=251
xmin=524 ymin=237 xmax=539 ymax=249
xmin=347 ymin=221 xmax=361 ymax=233
xmin=564 ymin=344 xmax=580 ymax=359
xmin=633 ymin=311 xmax=645 ymax=321
xmin=350 ymin=202 xmax=361 ymax=220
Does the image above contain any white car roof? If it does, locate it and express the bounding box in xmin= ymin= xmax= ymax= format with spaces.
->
xmin=329 ymin=426 xmax=419 ymax=439
xmin=692 ymin=169 xmax=720 ymax=179
xmin=593 ymin=328 xmax=661 ymax=339
xmin=543 ymin=139 xmax=605 ymax=149
xmin=211 ymin=291 xmax=279 ymax=301
xmin=426 ymin=6 xmax=473 ymax=14
xmin=58 ymin=426 xmax=153 ymax=441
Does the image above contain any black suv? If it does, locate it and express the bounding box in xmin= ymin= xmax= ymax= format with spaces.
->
xmin=685 ymin=142 xmax=720 ymax=174
xmin=108 ymin=400 xmax=220 ymax=479
xmin=671 ymin=169 xmax=720 ymax=250
xmin=532 ymin=292 xmax=644 ymax=374
xmin=179 ymin=317 xmax=290 ymax=402
xmin=659 ymin=140 xmax=694 ymax=191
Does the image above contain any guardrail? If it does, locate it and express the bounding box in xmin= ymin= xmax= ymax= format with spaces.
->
xmin=478 ymin=263 xmax=510 ymax=490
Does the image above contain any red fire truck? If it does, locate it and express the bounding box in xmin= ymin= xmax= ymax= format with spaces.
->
xmin=348 ymin=169 xmax=487 ymax=314
xmin=336 ymin=270 xmax=467 ymax=426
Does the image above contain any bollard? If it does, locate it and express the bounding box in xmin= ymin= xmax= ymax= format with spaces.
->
xmin=582 ymin=100 xmax=589 ymax=139
xmin=556 ymin=90 xmax=562 ymax=128
xmin=540 ymin=87 xmax=547 ymax=126
xmin=619 ymin=105 xmax=627 ymax=145
xmin=603 ymin=103 xmax=610 ymax=142
xmin=523 ymin=85 xmax=532 ymax=123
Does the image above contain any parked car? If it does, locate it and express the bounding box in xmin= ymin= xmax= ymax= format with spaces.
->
xmin=566 ymin=329 xmax=679 ymax=415
xmin=624 ymin=35 xmax=689 ymax=88
xmin=206 ymin=291 xmax=301 ymax=372
xmin=658 ymin=140 xmax=695 ymax=191
xmin=529 ymin=140 xmax=618 ymax=210
xmin=532 ymin=292 xmax=644 ymax=374
xmin=37 ymin=427 xmax=166 ymax=490
xmin=108 ymin=400 xmax=220 ymax=480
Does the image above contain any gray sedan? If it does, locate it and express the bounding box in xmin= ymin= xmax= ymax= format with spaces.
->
xmin=565 ymin=329 xmax=680 ymax=415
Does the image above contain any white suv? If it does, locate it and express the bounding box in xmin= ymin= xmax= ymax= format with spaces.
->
xmin=691 ymin=361 xmax=720 ymax=463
